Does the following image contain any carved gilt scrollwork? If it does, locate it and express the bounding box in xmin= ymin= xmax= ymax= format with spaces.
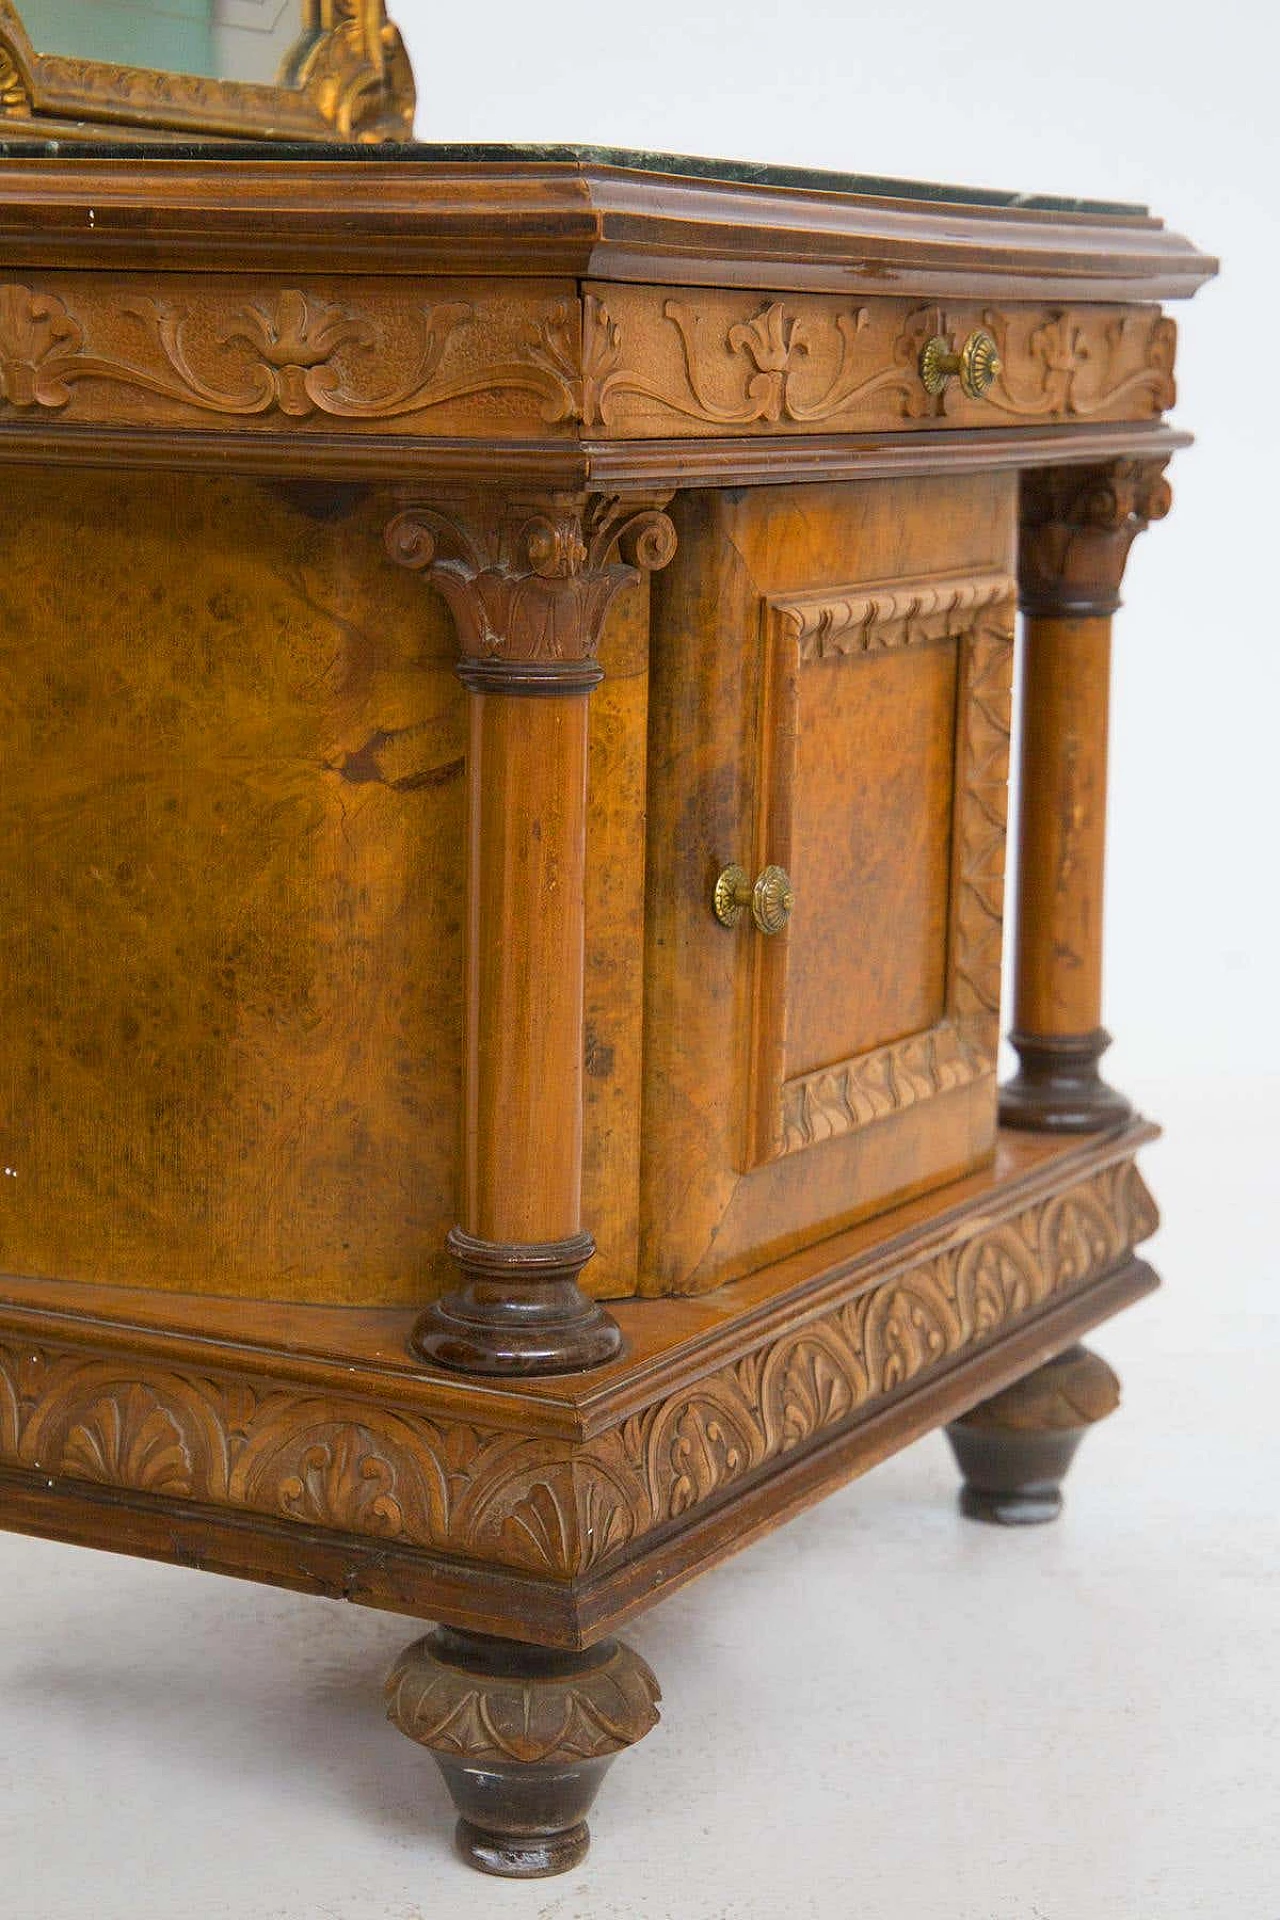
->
xmin=0 ymin=36 xmax=28 ymax=112
xmin=0 ymin=0 xmax=414 ymax=141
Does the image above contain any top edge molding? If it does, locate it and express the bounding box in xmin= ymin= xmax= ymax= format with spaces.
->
xmin=0 ymin=150 xmax=1218 ymax=299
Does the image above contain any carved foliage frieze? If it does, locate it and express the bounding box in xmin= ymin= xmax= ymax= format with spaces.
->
xmin=581 ymin=286 xmax=1177 ymax=438
xmin=0 ymin=277 xmax=1176 ymax=443
xmin=0 ymin=280 xmax=583 ymax=434
xmin=774 ymin=575 xmax=1014 ymax=1156
xmin=0 ymin=1156 xmax=1155 ymax=1583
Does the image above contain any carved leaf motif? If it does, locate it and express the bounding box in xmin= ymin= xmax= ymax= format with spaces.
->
xmin=647 ymin=1394 xmax=763 ymax=1519
xmin=0 ymin=287 xmax=86 ymax=409
xmin=0 ymin=286 xmax=578 ymax=426
xmin=584 ymin=295 xmax=925 ymax=430
xmin=274 ymin=1424 xmax=405 ymax=1536
xmin=982 ymin=307 xmax=1176 ymax=419
xmin=1044 ymin=1192 xmax=1118 ymax=1289
xmin=60 ymin=1384 xmax=193 ymax=1496
xmin=497 ymin=1479 xmax=577 ymax=1574
xmin=0 ymin=1151 xmax=1159 ymax=1583
xmin=386 ymin=1635 xmax=661 ymax=1764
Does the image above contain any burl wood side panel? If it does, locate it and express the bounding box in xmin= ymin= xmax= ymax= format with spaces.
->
xmin=0 ymin=470 xmax=462 ymax=1303
xmin=640 ymin=474 xmax=1016 ymax=1296
xmin=786 ymin=641 xmax=957 ymax=1075
xmin=0 ymin=469 xmax=645 ymax=1304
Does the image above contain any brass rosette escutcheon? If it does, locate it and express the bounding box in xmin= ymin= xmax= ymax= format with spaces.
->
xmin=713 ymin=863 xmax=795 ymax=934
xmin=919 ymin=328 xmax=1003 ymax=400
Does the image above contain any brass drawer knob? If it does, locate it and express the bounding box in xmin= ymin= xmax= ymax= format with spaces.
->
xmin=919 ymin=328 xmax=1003 ymax=400
xmin=714 ymin=863 xmax=795 ymax=935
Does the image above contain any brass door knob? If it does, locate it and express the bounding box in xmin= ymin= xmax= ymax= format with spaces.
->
xmin=714 ymin=863 xmax=795 ymax=934
xmin=919 ymin=329 xmax=1002 ymax=400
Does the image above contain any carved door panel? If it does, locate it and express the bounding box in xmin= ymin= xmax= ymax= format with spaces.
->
xmin=640 ymin=475 xmax=1016 ymax=1297
xmin=743 ymin=567 xmax=1015 ymax=1169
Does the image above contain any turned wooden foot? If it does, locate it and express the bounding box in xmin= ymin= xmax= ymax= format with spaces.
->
xmin=945 ymin=1344 xmax=1121 ymax=1525
xmin=386 ymin=1627 xmax=660 ymax=1877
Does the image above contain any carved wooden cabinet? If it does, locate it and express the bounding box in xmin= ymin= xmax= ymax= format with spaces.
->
xmin=0 ymin=140 xmax=1214 ymax=1880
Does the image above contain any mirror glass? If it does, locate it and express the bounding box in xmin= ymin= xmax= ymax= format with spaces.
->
xmin=17 ymin=0 xmax=299 ymax=84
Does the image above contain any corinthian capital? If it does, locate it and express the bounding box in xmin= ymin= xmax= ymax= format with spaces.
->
xmin=384 ymin=492 xmax=676 ymax=694
xmin=1018 ymin=459 xmax=1172 ymax=619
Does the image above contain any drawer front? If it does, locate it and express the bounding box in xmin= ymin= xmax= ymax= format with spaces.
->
xmin=639 ymin=474 xmax=1015 ymax=1296
xmin=583 ymin=283 xmax=1174 ymax=437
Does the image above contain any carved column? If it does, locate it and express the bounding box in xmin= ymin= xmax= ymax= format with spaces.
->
xmin=1001 ymin=459 xmax=1171 ymax=1131
xmin=386 ymin=492 xmax=675 ymax=1374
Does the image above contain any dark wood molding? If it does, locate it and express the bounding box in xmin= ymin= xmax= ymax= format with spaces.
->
xmin=0 ymin=419 xmax=1192 ymax=487
xmin=417 ymin=1230 xmax=625 ymax=1376
xmin=0 ymin=153 xmax=1215 ymax=297
xmin=1001 ymin=1028 xmax=1133 ymax=1133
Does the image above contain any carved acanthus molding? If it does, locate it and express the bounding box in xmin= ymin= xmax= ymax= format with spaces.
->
xmin=774 ymin=579 xmax=1014 ymax=1156
xmin=384 ymin=493 xmax=676 ymax=682
xmin=0 ymin=1153 xmax=1157 ymax=1583
xmin=387 ymin=1633 xmax=661 ymax=1764
xmin=778 ymin=570 xmax=1013 ymax=664
xmin=1018 ymin=458 xmax=1173 ymax=617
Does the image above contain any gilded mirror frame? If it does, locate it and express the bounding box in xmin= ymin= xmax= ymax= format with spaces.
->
xmin=0 ymin=0 xmax=414 ymax=142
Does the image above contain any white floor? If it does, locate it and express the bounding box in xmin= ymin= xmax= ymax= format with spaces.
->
xmin=1 ymin=1074 xmax=1275 ymax=1920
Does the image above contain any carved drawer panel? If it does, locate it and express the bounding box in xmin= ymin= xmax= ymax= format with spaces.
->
xmin=0 ymin=275 xmax=584 ymax=436
xmin=639 ymin=472 xmax=1016 ymax=1297
xmin=582 ymin=284 xmax=1175 ymax=439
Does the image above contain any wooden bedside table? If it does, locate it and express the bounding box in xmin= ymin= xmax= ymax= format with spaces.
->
xmin=0 ymin=119 xmax=1213 ymax=1877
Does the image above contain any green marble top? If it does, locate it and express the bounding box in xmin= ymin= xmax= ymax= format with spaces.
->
xmin=0 ymin=139 xmax=1146 ymax=217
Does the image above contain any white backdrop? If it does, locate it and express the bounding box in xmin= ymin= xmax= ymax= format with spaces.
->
xmin=392 ymin=0 xmax=1276 ymax=1092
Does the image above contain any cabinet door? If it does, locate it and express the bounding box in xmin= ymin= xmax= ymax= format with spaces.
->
xmin=640 ymin=475 xmax=1015 ymax=1296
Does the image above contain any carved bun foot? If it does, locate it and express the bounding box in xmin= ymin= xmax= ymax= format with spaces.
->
xmin=946 ymin=1344 xmax=1121 ymax=1526
xmin=386 ymin=1628 xmax=660 ymax=1878
xmin=412 ymin=1230 xmax=623 ymax=1377
xmin=999 ymin=1028 xmax=1132 ymax=1134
